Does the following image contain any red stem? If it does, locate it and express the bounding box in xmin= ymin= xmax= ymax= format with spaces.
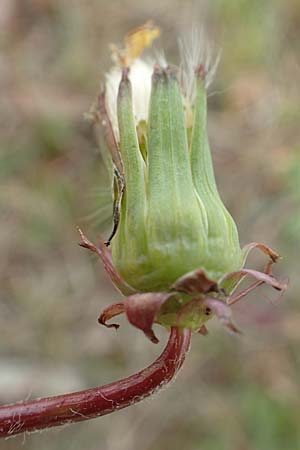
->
xmin=0 ymin=327 xmax=191 ymax=438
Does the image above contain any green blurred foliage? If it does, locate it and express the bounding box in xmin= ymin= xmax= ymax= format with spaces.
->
xmin=0 ymin=0 xmax=299 ymax=449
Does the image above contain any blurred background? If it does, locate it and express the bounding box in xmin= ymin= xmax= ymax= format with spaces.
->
xmin=0 ymin=0 xmax=299 ymax=449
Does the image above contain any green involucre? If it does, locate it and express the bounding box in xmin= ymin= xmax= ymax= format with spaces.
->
xmin=112 ymin=67 xmax=242 ymax=292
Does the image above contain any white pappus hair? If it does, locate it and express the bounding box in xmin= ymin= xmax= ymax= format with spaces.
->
xmin=179 ymin=27 xmax=221 ymax=106
xmin=104 ymin=28 xmax=220 ymax=137
xmin=105 ymin=59 xmax=154 ymax=138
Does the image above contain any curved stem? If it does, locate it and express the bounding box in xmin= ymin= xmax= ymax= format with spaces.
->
xmin=0 ymin=327 xmax=191 ymax=438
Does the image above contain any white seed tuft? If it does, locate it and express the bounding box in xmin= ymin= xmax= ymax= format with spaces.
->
xmin=179 ymin=27 xmax=221 ymax=105
xmin=105 ymin=59 xmax=154 ymax=139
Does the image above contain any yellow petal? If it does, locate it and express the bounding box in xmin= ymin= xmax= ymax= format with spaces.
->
xmin=111 ymin=21 xmax=160 ymax=67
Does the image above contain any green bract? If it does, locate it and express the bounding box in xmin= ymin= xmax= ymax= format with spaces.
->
xmin=111 ymin=65 xmax=243 ymax=292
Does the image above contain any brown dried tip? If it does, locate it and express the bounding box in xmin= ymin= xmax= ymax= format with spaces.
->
xmin=196 ymin=63 xmax=206 ymax=80
xmin=77 ymin=227 xmax=96 ymax=251
xmin=165 ymin=64 xmax=179 ymax=80
xmin=152 ymin=64 xmax=164 ymax=83
xmin=198 ymin=324 xmax=209 ymax=336
xmin=118 ymin=67 xmax=131 ymax=99
xmin=98 ymin=303 xmax=125 ymax=330
xmin=243 ymin=242 xmax=280 ymax=263
xmin=121 ymin=66 xmax=130 ymax=81
xmin=77 ymin=227 xmax=135 ymax=296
